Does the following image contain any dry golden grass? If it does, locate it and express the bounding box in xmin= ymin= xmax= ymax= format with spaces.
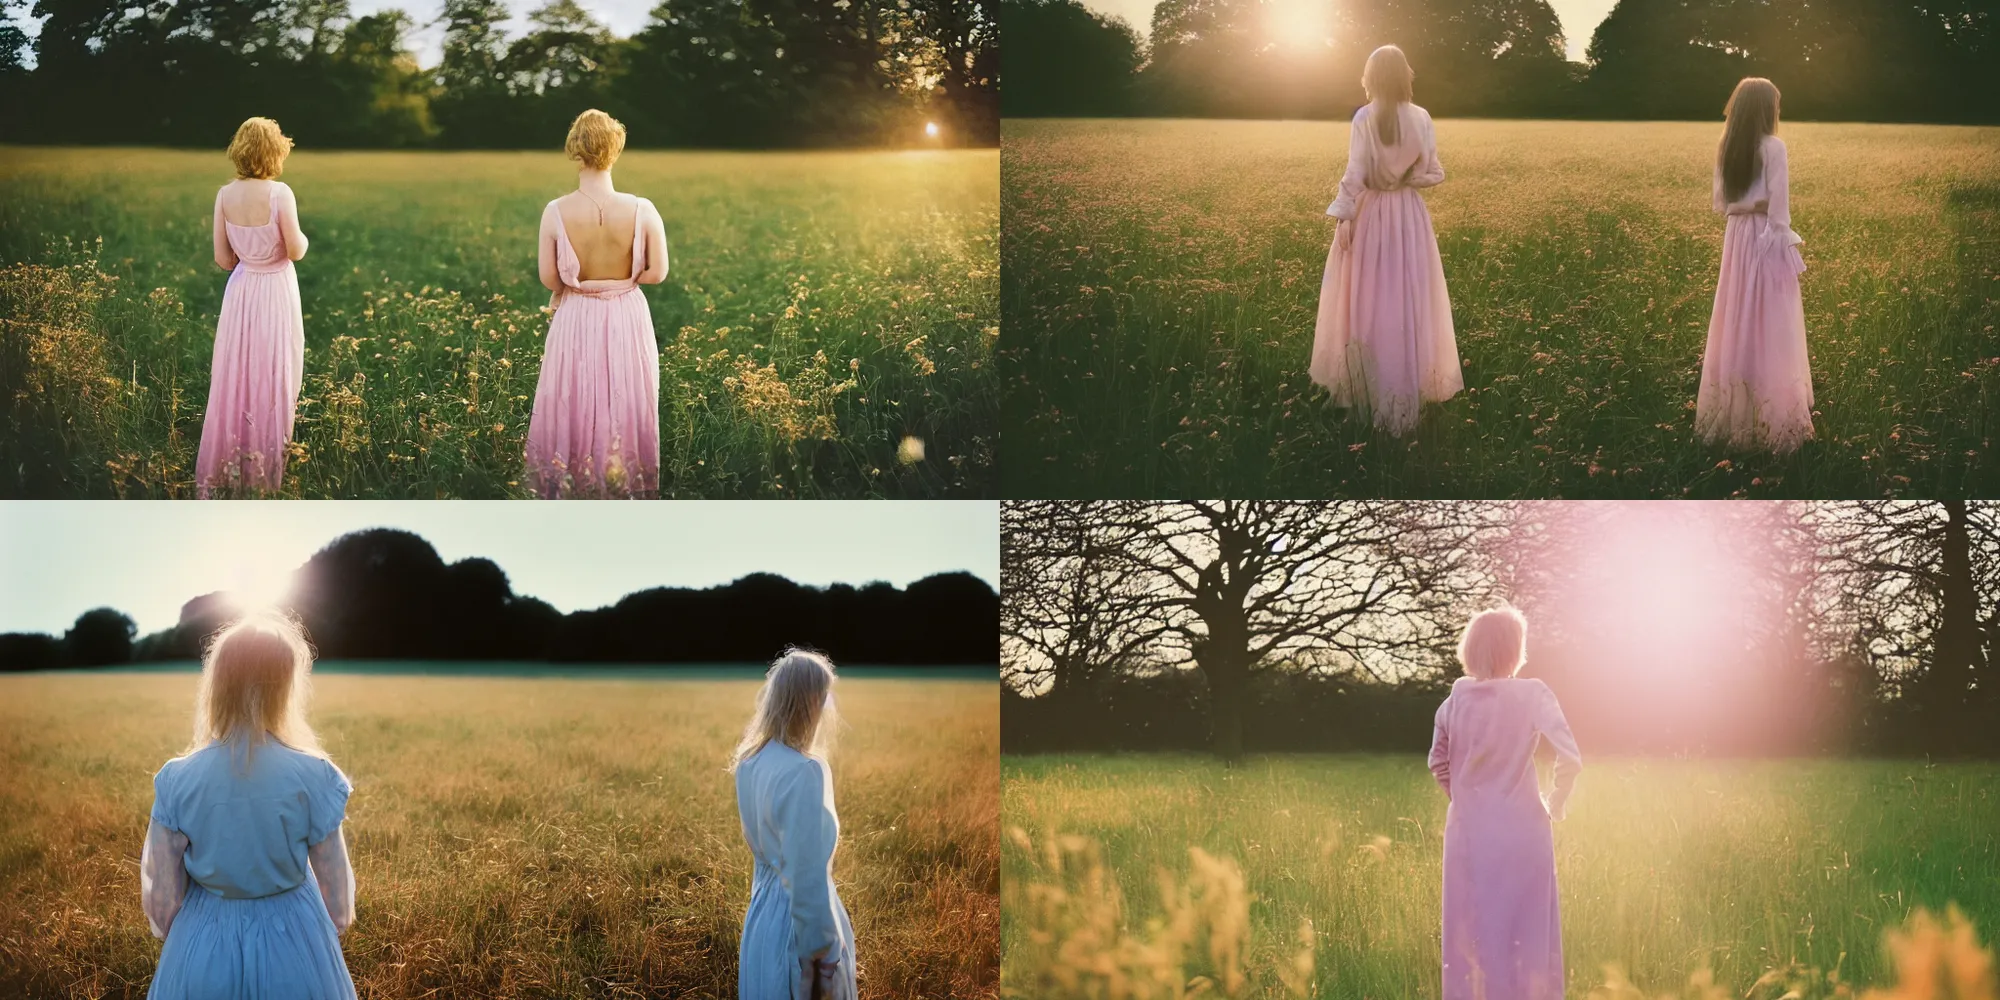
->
xmin=0 ymin=672 xmax=998 ymax=999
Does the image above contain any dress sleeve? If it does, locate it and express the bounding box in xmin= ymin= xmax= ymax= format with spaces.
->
xmin=1327 ymin=111 xmax=1370 ymax=221
xmin=1759 ymin=138 xmax=1803 ymax=257
xmin=149 ymin=762 xmax=179 ymax=832
xmin=774 ymin=758 xmax=841 ymax=961
xmin=1407 ymin=110 xmax=1444 ymax=189
xmin=1533 ymin=681 xmax=1583 ymax=818
xmin=1426 ymin=696 xmax=1452 ymax=797
xmin=307 ymin=759 xmax=353 ymax=846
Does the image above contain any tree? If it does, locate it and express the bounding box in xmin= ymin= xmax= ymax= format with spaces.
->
xmin=1000 ymin=501 xmax=1164 ymax=700
xmin=1021 ymin=501 xmax=1493 ymax=759
xmin=433 ymin=0 xmax=515 ymax=146
xmin=999 ymin=0 xmax=1143 ymax=116
xmin=64 ymin=607 xmax=137 ymax=666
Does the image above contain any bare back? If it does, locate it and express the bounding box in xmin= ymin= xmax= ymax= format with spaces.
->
xmin=218 ymin=179 xmax=278 ymax=227
xmin=555 ymin=191 xmax=639 ymax=281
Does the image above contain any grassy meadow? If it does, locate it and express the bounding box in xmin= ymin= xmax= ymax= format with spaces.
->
xmin=1000 ymin=119 xmax=2000 ymax=498
xmin=1001 ymin=754 xmax=2000 ymax=999
xmin=0 ymin=146 xmax=997 ymax=498
xmin=0 ymin=671 xmax=999 ymax=999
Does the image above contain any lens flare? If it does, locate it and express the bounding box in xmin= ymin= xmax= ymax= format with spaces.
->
xmin=1264 ymin=0 xmax=1332 ymax=52
xmin=924 ymin=121 xmax=940 ymax=138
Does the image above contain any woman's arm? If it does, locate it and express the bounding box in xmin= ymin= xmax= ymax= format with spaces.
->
xmin=1407 ymin=111 xmax=1445 ymax=189
xmin=1426 ymin=698 xmax=1452 ymax=798
xmin=213 ymin=192 xmax=238 ymax=271
xmin=1764 ymin=138 xmax=1792 ymax=233
xmin=538 ymin=203 xmax=563 ymax=293
xmin=637 ymin=200 xmax=669 ymax=286
xmin=1327 ymin=112 xmax=1370 ymax=222
xmin=276 ymin=183 xmax=309 ymax=261
xmin=1534 ymin=681 xmax=1583 ymax=820
xmin=308 ymin=824 xmax=356 ymax=935
xmin=140 ymin=820 xmax=189 ymax=939
xmin=775 ymin=760 xmax=841 ymax=968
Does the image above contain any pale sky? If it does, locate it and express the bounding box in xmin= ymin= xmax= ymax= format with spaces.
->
xmin=0 ymin=501 xmax=999 ymax=636
xmin=1083 ymin=0 xmax=1619 ymax=62
xmin=348 ymin=0 xmax=656 ymax=67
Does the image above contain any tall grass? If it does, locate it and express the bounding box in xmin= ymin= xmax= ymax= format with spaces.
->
xmin=0 ymin=673 xmax=999 ymax=999
xmin=999 ymin=119 xmax=2000 ymax=498
xmin=0 ymin=147 xmax=998 ymax=498
xmin=1000 ymin=754 xmax=2000 ymax=999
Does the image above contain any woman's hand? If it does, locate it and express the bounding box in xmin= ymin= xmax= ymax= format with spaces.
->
xmin=1336 ymin=219 xmax=1355 ymax=252
xmin=800 ymin=950 xmax=839 ymax=999
xmin=1544 ymin=793 xmax=1568 ymax=822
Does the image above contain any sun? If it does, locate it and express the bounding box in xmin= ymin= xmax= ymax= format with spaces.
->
xmin=1264 ymin=0 xmax=1332 ymax=53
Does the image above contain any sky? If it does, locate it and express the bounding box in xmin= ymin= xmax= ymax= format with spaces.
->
xmin=348 ymin=0 xmax=654 ymax=67
xmin=0 ymin=501 xmax=999 ymax=636
xmin=1083 ymin=0 xmax=1621 ymax=62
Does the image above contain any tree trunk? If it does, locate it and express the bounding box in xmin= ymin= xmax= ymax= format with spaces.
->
xmin=1196 ymin=610 xmax=1251 ymax=762
xmin=1933 ymin=500 xmax=1982 ymax=746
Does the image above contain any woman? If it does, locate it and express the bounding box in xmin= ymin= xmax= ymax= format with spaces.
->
xmin=1427 ymin=607 xmax=1581 ymax=1000
xmin=1310 ymin=44 xmax=1462 ymax=436
xmin=733 ymin=649 xmax=857 ymax=1000
xmin=142 ymin=614 xmax=357 ymax=999
xmin=197 ymin=117 xmax=309 ymax=498
xmin=525 ymin=108 xmax=671 ymax=498
xmin=1697 ymin=77 xmax=1813 ymax=452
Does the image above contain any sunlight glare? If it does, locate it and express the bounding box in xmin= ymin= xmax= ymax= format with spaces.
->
xmin=925 ymin=121 xmax=940 ymax=138
xmin=1264 ymin=0 xmax=1333 ymax=53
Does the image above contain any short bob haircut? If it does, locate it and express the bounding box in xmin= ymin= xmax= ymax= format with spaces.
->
xmin=565 ymin=109 xmax=627 ymax=171
xmin=227 ymin=117 xmax=294 ymax=180
xmin=1458 ymin=606 xmax=1528 ymax=680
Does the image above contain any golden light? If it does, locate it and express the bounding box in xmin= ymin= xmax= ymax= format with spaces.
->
xmin=216 ymin=554 xmax=296 ymax=618
xmin=1264 ymin=0 xmax=1333 ymax=53
xmin=924 ymin=121 xmax=940 ymax=138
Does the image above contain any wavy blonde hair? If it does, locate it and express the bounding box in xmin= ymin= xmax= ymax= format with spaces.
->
xmin=186 ymin=613 xmax=325 ymax=758
xmin=1458 ymin=605 xmax=1528 ymax=680
xmin=565 ymin=109 xmax=627 ymax=171
xmin=227 ymin=117 xmax=293 ymax=180
xmin=730 ymin=648 xmax=839 ymax=769
xmin=1362 ymin=45 xmax=1415 ymax=146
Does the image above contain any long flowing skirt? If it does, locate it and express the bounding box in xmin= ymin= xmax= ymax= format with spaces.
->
xmin=524 ymin=289 xmax=661 ymax=498
xmin=1310 ymin=187 xmax=1462 ymax=435
xmin=195 ymin=265 xmax=304 ymax=498
xmin=1440 ymin=795 xmax=1564 ymax=1000
xmin=149 ymin=879 xmax=355 ymax=1000
xmin=1696 ymin=214 xmax=1812 ymax=452
xmin=739 ymin=864 xmax=857 ymax=1000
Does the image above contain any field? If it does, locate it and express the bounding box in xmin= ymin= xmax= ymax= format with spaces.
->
xmin=0 ymin=147 xmax=997 ymax=498
xmin=1000 ymin=119 xmax=2000 ymax=498
xmin=1001 ymin=754 xmax=2000 ymax=999
xmin=0 ymin=671 xmax=999 ymax=999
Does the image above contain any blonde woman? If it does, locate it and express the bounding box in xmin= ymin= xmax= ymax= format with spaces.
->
xmin=1427 ymin=607 xmax=1581 ymax=1000
xmin=732 ymin=649 xmax=856 ymax=1000
xmin=141 ymin=615 xmax=356 ymax=998
xmin=198 ymin=117 xmax=310 ymax=498
xmin=1697 ymin=77 xmax=1813 ymax=452
xmin=1310 ymin=44 xmax=1462 ymax=435
xmin=525 ymin=108 xmax=671 ymax=499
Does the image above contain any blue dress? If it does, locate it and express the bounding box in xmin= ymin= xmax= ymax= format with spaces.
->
xmin=737 ymin=742 xmax=857 ymax=1000
xmin=147 ymin=741 xmax=357 ymax=1000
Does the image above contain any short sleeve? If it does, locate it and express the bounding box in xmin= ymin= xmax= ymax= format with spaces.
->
xmin=149 ymin=761 xmax=180 ymax=832
xmin=307 ymin=759 xmax=353 ymax=845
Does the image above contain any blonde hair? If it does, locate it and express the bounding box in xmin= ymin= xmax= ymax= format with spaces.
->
xmin=1719 ymin=77 xmax=1781 ymax=203
xmin=1458 ymin=606 xmax=1528 ymax=680
xmin=730 ymin=648 xmax=839 ymax=769
xmin=1362 ymin=45 xmax=1415 ymax=146
xmin=186 ymin=613 xmax=325 ymax=758
xmin=227 ymin=117 xmax=293 ymax=180
xmin=565 ymin=109 xmax=627 ymax=171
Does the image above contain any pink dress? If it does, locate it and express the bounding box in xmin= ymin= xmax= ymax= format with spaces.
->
xmin=524 ymin=198 xmax=664 ymax=498
xmin=1427 ymin=677 xmax=1582 ymax=1000
xmin=1697 ymin=133 xmax=1812 ymax=452
xmin=195 ymin=183 xmax=304 ymax=498
xmin=1311 ymin=102 xmax=1463 ymax=435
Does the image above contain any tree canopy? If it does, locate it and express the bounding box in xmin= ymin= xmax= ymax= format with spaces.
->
xmin=999 ymin=0 xmax=2000 ymax=122
xmin=0 ymin=0 xmax=999 ymax=147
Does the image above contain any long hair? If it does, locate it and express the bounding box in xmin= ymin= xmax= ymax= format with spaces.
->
xmin=1719 ymin=78 xmax=1781 ymax=203
xmin=186 ymin=613 xmax=325 ymax=759
xmin=730 ymin=648 xmax=839 ymax=769
xmin=1362 ymin=45 xmax=1415 ymax=146
xmin=1458 ymin=606 xmax=1528 ymax=680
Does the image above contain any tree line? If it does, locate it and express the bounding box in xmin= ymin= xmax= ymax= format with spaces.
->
xmin=1002 ymin=501 xmax=2000 ymax=759
xmin=0 ymin=0 xmax=998 ymax=148
xmin=1000 ymin=0 xmax=2000 ymax=122
xmin=0 ymin=527 xmax=999 ymax=669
